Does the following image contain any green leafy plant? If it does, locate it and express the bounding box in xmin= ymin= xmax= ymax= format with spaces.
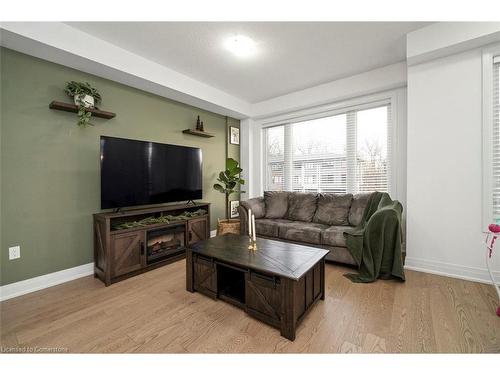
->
xmin=76 ymin=106 xmax=93 ymax=127
xmin=213 ymin=158 xmax=245 ymax=220
xmin=64 ymin=81 xmax=102 ymax=102
xmin=64 ymin=81 xmax=102 ymax=127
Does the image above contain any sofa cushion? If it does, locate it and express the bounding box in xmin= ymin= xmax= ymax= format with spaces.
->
xmin=241 ymin=197 xmax=265 ymax=219
xmin=254 ymin=219 xmax=292 ymax=237
xmin=278 ymin=222 xmax=328 ymax=245
xmin=322 ymin=226 xmax=350 ymax=247
xmin=348 ymin=192 xmax=373 ymax=226
xmin=264 ymin=191 xmax=289 ymax=219
xmin=285 ymin=192 xmax=318 ymax=222
xmin=313 ymin=193 xmax=353 ymax=225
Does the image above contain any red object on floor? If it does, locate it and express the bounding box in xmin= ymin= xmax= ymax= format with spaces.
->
xmin=485 ymin=227 xmax=500 ymax=318
xmin=488 ymin=224 xmax=500 ymax=233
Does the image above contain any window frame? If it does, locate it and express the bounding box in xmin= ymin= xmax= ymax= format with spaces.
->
xmin=482 ymin=44 xmax=500 ymax=227
xmin=260 ymin=90 xmax=404 ymax=200
xmin=263 ymin=124 xmax=286 ymax=191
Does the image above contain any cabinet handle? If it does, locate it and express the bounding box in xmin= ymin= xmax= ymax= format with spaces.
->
xmin=196 ymin=255 xmax=214 ymax=266
xmin=140 ymin=241 xmax=145 ymax=255
xmin=189 ymin=231 xmax=192 ymax=241
xmin=251 ymin=272 xmax=279 ymax=287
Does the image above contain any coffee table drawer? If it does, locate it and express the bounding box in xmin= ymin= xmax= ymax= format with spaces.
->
xmin=245 ymin=272 xmax=282 ymax=327
xmin=193 ymin=255 xmax=217 ymax=298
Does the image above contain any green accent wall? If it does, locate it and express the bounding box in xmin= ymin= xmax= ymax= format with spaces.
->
xmin=0 ymin=48 xmax=240 ymax=286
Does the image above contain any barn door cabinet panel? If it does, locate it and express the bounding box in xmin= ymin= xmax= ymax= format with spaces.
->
xmin=193 ymin=255 xmax=217 ymax=298
xmin=110 ymin=231 xmax=145 ymax=278
xmin=245 ymin=272 xmax=282 ymax=327
xmin=188 ymin=217 xmax=209 ymax=244
xmin=93 ymin=202 xmax=210 ymax=286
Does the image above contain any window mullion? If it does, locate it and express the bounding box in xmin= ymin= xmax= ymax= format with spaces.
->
xmin=263 ymin=128 xmax=268 ymax=190
xmin=387 ymin=104 xmax=393 ymax=195
xmin=284 ymin=123 xmax=293 ymax=191
xmin=346 ymin=111 xmax=357 ymax=194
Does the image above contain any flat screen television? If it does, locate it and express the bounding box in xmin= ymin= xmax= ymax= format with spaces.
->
xmin=100 ymin=136 xmax=202 ymax=209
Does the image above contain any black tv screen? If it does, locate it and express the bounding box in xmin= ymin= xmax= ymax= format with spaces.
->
xmin=100 ymin=136 xmax=202 ymax=209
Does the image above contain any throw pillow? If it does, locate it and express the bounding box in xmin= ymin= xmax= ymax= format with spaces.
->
xmin=241 ymin=197 xmax=265 ymax=219
xmin=348 ymin=192 xmax=373 ymax=226
xmin=286 ymin=192 xmax=318 ymax=222
xmin=313 ymin=193 xmax=353 ymax=226
xmin=264 ymin=191 xmax=289 ymax=219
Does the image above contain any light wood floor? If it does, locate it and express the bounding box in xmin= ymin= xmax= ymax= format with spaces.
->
xmin=1 ymin=260 xmax=499 ymax=353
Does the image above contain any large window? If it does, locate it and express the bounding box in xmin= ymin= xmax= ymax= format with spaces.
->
xmin=493 ymin=56 xmax=500 ymax=221
xmin=264 ymin=103 xmax=391 ymax=194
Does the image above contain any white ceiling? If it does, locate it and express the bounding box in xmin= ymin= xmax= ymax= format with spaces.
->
xmin=67 ymin=22 xmax=429 ymax=103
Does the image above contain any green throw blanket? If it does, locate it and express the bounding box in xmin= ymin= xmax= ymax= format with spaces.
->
xmin=343 ymin=192 xmax=405 ymax=283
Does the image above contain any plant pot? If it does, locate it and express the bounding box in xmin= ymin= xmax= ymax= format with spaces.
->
xmin=216 ymin=218 xmax=240 ymax=236
xmin=74 ymin=94 xmax=95 ymax=108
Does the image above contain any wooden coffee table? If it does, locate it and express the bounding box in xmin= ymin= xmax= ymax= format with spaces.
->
xmin=186 ymin=234 xmax=328 ymax=340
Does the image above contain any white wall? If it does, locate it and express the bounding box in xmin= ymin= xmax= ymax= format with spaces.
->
xmin=407 ymin=22 xmax=500 ymax=65
xmin=239 ymin=118 xmax=253 ymax=200
xmin=239 ymin=118 xmax=262 ymax=200
xmin=406 ymin=25 xmax=500 ymax=282
xmin=252 ymin=62 xmax=407 ymax=119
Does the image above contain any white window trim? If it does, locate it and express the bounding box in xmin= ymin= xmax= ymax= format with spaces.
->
xmin=261 ymin=98 xmax=391 ymax=128
xmin=254 ymin=88 xmax=406 ymax=204
xmin=482 ymin=43 xmax=500 ymax=228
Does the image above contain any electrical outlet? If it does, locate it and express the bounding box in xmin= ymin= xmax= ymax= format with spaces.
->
xmin=9 ymin=246 xmax=20 ymax=260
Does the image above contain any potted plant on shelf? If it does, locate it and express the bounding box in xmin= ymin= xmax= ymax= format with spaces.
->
xmin=64 ymin=81 xmax=102 ymax=127
xmin=213 ymin=157 xmax=245 ymax=235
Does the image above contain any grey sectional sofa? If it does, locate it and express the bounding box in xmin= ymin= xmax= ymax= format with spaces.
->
xmin=237 ymin=191 xmax=377 ymax=265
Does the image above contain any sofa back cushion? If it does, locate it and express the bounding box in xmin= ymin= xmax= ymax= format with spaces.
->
xmin=313 ymin=193 xmax=353 ymax=226
xmin=264 ymin=191 xmax=289 ymax=219
xmin=348 ymin=192 xmax=373 ymax=226
xmin=241 ymin=197 xmax=265 ymax=219
xmin=285 ymin=192 xmax=318 ymax=222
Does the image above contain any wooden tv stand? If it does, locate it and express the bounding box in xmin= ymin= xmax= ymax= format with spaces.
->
xmin=93 ymin=202 xmax=210 ymax=286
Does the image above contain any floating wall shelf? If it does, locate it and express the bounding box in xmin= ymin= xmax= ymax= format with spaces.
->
xmin=182 ymin=129 xmax=215 ymax=138
xmin=49 ymin=101 xmax=116 ymax=119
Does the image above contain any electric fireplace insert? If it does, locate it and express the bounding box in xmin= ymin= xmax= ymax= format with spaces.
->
xmin=146 ymin=225 xmax=186 ymax=264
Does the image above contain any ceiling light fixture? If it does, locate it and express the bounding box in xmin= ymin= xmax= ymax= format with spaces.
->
xmin=224 ymin=35 xmax=256 ymax=58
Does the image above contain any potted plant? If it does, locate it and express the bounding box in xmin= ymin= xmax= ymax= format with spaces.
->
xmin=213 ymin=158 xmax=245 ymax=235
xmin=64 ymin=81 xmax=102 ymax=126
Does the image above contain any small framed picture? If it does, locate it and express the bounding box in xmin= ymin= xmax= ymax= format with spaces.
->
xmin=230 ymin=200 xmax=240 ymax=218
xmin=229 ymin=126 xmax=240 ymax=145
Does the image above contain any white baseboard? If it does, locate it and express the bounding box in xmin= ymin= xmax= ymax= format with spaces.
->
xmin=1 ymin=234 xmax=219 ymax=302
xmin=405 ymin=257 xmax=500 ymax=285
xmin=3 ymin=248 xmax=496 ymax=303
xmin=0 ymin=262 xmax=94 ymax=302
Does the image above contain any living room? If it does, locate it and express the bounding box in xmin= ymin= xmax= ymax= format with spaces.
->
xmin=1 ymin=1 xmax=500 ymax=372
